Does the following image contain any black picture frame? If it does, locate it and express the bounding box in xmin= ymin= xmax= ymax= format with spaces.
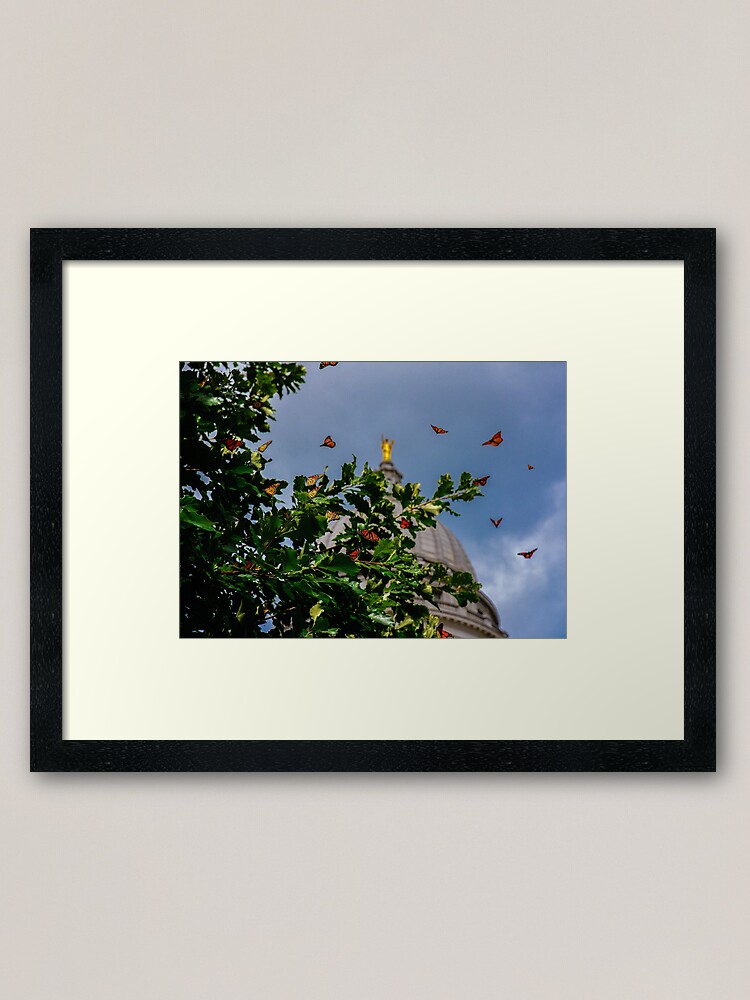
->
xmin=30 ymin=228 xmax=716 ymax=772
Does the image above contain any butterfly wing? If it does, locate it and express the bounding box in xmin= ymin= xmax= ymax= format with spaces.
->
xmin=482 ymin=431 xmax=503 ymax=446
xmin=319 ymin=362 xmax=339 ymax=369
xmin=436 ymin=622 xmax=453 ymax=638
xmin=257 ymin=440 xmax=272 ymax=453
xmin=527 ymin=464 xmax=534 ymax=470
xmin=430 ymin=424 xmax=448 ymax=434
xmin=473 ymin=476 xmax=490 ymax=486
xmin=320 ymin=435 xmax=336 ymax=448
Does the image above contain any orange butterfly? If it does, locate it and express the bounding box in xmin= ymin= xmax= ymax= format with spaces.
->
xmin=224 ymin=437 xmax=241 ymax=451
xmin=360 ymin=528 xmax=379 ymax=542
xmin=305 ymin=473 xmax=323 ymax=486
xmin=431 ymin=424 xmax=448 ymax=434
xmin=490 ymin=517 xmax=503 ymax=527
xmin=319 ymin=362 xmax=339 ymax=369
xmin=473 ymin=476 xmax=490 ymax=486
xmin=482 ymin=431 xmax=504 ymax=447
xmin=349 ymin=549 xmax=360 ymax=560
xmin=307 ymin=486 xmax=320 ymax=498
xmin=400 ymin=517 xmax=412 ymax=529
xmin=436 ymin=622 xmax=454 ymax=638
xmin=517 ymin=548 xmax=538 ymax=559
xmin=326 ymin=510 xmax=340 ymax=521
xmin=320 ymin=435 xmax=336 ymax=448
xmin=527 ymin=464 xmax=534 ymax=470
xmin=264 ymin=482 xmax=281 ymax=496
xmin=257 ymin=440 xmax=272 ymax=453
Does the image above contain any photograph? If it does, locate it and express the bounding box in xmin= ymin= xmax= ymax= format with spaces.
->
xmin=36 ymin=232 xmax=703 ymax=759
xmin=180 ymin=360 xmax=567 ymax=639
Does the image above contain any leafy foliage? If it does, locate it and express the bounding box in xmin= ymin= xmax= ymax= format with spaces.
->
xmin=180 ymin=362 xmax=483 ymax=637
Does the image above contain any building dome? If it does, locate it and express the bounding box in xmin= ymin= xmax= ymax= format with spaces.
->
xmin=413 ymin=518 xmax=476 ymax=576
xmin=412 ymin=520 xmax=506 ymax=638
xmin=324 ymin=443 xmax=508 ymax=638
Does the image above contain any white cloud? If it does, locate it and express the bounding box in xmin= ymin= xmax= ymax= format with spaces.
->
xmin=469 ymin=479 xmax=566 ymax=638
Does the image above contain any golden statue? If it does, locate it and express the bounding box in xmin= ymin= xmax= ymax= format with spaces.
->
xmin=381 ymin=436 xmax=394 ymax=462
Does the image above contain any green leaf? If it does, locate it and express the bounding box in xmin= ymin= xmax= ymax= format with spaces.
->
xmin=280 ymin=548 xmax=299 ymax=572
xmin=180 ymin=507 xmax=219 ymax=532
xmin=327 ymin=554 xmax=360 ymax=575
xmin=373 ymin=538 xmax=396 ymax=560
xmin=310 ymin=603 xmax=324 ymax=622
xmin=368 ymin=612 xmax=392 ymax=627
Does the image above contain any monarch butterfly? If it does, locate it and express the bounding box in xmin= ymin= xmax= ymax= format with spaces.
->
xmin=305 ymin=473 xmax=323 ymax=486
xmin=473 ymin=476 xmax=490 ymax=486
xmin=436 ymin=622 xmax=454 ymax=638
xmin=264 ymin=482 xmax=281 ymax=496
xmin=490 ymin=517 xmax=503 ymax=527
xmin=527 ymin=464 xmax=534 ymax=470
xmin=250 ymin=399 xmax=265 ymax=410
xmin=400 ymin=517 xmax=412 ymax=529
xmin=431 ymin=424 xmax=448 ymax=434
xmin=307 ymin=486 xmax=320 ymax=498
xmin=326 ymin=510 xmax=340 ymax=521
xmin=349 ymin=549 xmax=360 ymax=560
xmin=482 ymin=431 xmax=504 ymax=447
xmin=517 ymin=548 xmax=538 ymax=559
xmin=257 ymin=440 xmax=272 ymax=453
xmin=224 ymin=437 xmax=241 ymax=451
xmin=360 ymin=528 xmax=379 ymax=542
xmin=319 ymin=362 xmax=339 ymax=369
xmin=320 ymin=435 xmax=336 ymax=448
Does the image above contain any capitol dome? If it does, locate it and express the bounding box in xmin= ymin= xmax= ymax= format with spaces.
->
xmin=412 ymin=519 xmax=506 ymax=638
xmin=325 ymin=443 xmax=508 ymax=638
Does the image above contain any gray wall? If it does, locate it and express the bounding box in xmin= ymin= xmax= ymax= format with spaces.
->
xmin=1 ymin=3 xmax=742 ymax=997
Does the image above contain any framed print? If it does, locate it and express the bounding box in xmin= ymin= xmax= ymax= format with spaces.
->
xmin=30 ymin=228 xmax=715 ymax=771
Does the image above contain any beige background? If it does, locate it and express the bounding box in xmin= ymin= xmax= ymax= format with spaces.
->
xmin=65 ymin=262 xmax=683 ymax=740
xmin=0 ymin=2 xmax=740 ymax=998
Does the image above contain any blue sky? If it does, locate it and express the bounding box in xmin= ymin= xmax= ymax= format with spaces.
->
xmin=263 ymin=361 xmax=566 ymax=638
